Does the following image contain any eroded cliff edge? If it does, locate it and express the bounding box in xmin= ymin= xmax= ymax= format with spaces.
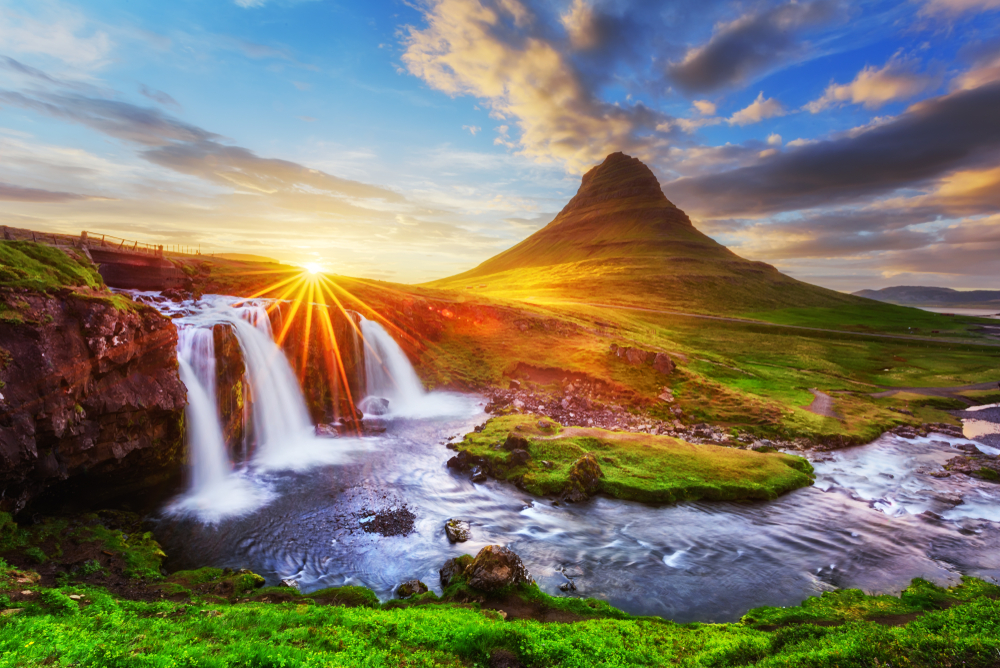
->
xmin=0 ymin=242 xmax=187 ymax=514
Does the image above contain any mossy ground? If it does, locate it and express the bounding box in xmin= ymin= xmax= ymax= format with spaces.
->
xmin=455 ymin=415 xmax=814 ymax=502
xmin=2 ymin=515 xmax=1000 ymax=667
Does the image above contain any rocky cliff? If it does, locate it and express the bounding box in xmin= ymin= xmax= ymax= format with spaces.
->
xmin=0 ymin=287 xmax=187 ymax=513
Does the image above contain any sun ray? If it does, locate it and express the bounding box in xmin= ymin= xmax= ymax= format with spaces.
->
xmin=317 ymin=299 xmax=360 ymax=434
xmin=299 ymin=280 xmax=316 ymax=381
xmin=275 ymin=279 xmax=310 ymax=346
xmin=320 ymin=275 xmax=419 ymax=346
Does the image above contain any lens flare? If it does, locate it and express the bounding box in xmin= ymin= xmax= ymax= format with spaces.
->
xmin=304 ymin=262 xmax=321 ymax=274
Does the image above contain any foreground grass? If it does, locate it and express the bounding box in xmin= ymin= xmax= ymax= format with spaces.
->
xmin=454 ymin=415 xmax=814 ymax=502
xmin=3 ymin=557 xmax=1000 ymax=667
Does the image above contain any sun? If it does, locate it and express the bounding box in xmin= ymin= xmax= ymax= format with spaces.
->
xmin=303 ymin=262 xmax=321 ymax=274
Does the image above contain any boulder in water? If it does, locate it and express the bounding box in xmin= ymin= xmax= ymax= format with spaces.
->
xmin=440 ymin=554 xmax=474 ymax=587
xmin=396 ymin=580 xmax=428 ymax=599
xmin=470 ymin=466 xmax=488 ymax=483
xmin=467 ymin=545 xmax=532 ymax=591
xmin=279 ymin=578 xmax=300 ymax=590
xmin=445 ymin=519 xmax=471 ymax=543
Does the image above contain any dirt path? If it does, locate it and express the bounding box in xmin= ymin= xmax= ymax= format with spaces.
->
xmin=570 ymin=302 xmax=1000 ymax=348
xmin=804 ymin=389 xmax=840 ymax=418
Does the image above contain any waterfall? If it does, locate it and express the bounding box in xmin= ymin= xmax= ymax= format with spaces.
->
xmin=359 ymin=317 xmax=426 ymax=416
xmin=357 ymin=315 xmax=465 ymax=418
xmin=176 ymin=328 xmax=229 ymax=494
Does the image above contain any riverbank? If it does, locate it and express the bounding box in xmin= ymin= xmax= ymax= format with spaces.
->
xmin=3 ymin=511 xmax=1000 ymax=668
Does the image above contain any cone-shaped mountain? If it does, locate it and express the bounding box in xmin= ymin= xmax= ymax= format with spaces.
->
xmin=431 ymin=152 xmax=860 ymax=314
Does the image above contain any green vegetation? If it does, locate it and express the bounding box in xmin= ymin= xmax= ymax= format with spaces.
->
xmin=3 ymin=531 xmax=1000 ymax=667
xmin=455 ymin=415 xmax=814 ymax=502
xmin=0 ymin=240 xmax=102 ymax=292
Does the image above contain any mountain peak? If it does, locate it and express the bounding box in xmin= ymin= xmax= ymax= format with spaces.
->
xmin=570 ymin=152 xmax=673 ymax=211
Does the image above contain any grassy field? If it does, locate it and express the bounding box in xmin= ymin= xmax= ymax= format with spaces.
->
xmin=2 ymin=511 xmax=1000 ymax=668
xmin=453 ymin=415 xmax=814 ymax=502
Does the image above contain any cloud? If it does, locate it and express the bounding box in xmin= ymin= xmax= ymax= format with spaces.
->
xmin=138 ymin=84 xmax=181 ymax=109
xmin=0 ymin=3 xmax=111 ymax=68
xmin=0 ymin=87 xmax=404 ymax=203
xmin=0 ymin=181 xmax=109 ymax=203
xmin=667 ymin=1 xmax=836 ymax=93
xmin=767 ymin=133 xmax=782 ymax=146
xmin=952 ymin=47 xmax=1000 ymax=91
xmin=462 ymin=124 xmax=482 ymax=135
xmin=692 ymin=100 xmax=717 ymax=115
xmin=561 ymin=0 xmax=600 ymax=50
xmin=920 ymin=0 xmax=1000 ymax=15
xmin=727 ymin=91 xmax=786 ymax=125
xmin=401 ymin=0 xmax=674 ymax=172
xmin=668 ymin=81 xmax=1000 ymax=217
xmin=805 ymin=58 xmax=936 ymax=112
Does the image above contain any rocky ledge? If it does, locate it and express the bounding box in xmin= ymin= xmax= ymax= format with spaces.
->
xmin=0 ymin=288 xmax=186 ymax=513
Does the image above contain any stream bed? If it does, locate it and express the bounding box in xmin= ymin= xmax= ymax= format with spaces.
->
xmin=155 ymin=398 xmax=1000 ymax=623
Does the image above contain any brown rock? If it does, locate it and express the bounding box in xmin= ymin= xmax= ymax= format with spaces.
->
xmin=396 ymin=580 xmax=428 ymax=599
xmin=503 ymin=432 xmax=531 ymax=451
xmin=653 ymin=353 xmax=675 ymax=375
xmin=564 ymin=453 xmax=604 ymax=502
xmin=466 ymin=545 xmax=532 ymax=592
xmin=509 ymin=449 xmax=530 ymax=466
xmin=440 ymin=555 xmax=473 ymax=587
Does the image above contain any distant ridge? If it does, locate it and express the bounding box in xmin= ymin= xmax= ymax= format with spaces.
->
xmin=429 ymin=152 xmax=864 ymax=315
xmin=854 ymin=286 xmax=1000 ymax=309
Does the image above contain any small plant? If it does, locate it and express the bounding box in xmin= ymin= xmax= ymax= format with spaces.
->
xmin=39 ymin=589 xmax=78 ymax=616
xmin=77 ymin=559 xmax=104 ymax=577
xmin=24 ymin=546 xmax=47 ymax=564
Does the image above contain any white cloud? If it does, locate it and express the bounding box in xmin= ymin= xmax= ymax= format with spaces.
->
xmin=727 ymin=92 xmax=785 ymax=126
xmin=692 ymin=100 xmax=717 ymax=116
xmin=805 ymin=58 xmax=935 ymax=112
xmin=561 ymin=0 xmax=599 ymax=50
xmin=462 ymin=124 xmax=482 ymax=135
xmin=0 ymin=3 xmax=112 ymax=69
xmin=767 ymin=133 xmax=782 ymax=146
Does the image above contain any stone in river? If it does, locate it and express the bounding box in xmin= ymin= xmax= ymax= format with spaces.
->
xmin=279 ymin=579 xmax=299 ymax=589
xmin=470 ymin=466 xmax=488 ymax=483
xmin=445 ymin=519 xmax=471 ymax=543
xmin=396 ymin=580 xmax=429 ymax=599
xmin=466 ymin=545 xmax=532 ymax=592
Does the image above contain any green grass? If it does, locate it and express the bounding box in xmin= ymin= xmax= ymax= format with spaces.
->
xmin=3 ymin=560 xmax=1000 ymax=667
xmin=0 ymin=241 xmax=102 ymax=292
xmin=454 ymin=415 xmax=814 ymax=502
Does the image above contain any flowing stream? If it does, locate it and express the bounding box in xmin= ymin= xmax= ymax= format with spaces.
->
xmin=145 ymin=292 xmax=1000 ymax=623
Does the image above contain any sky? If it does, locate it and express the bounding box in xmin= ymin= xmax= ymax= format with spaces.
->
xmin=1 ymin=0 xmax=998 ymax=291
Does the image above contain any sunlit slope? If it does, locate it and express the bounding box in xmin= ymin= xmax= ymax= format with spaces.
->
xmin=428 ymin=152 xmax=863 ymax=315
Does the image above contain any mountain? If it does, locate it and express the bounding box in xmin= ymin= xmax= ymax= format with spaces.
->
xmin=854 ymin=286 xmax=1000 ymax=309
xmin=429 ymin=152 xmax=862 ymax=315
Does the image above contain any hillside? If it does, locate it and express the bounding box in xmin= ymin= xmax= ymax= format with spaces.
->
xmin=855 ymin=286 xmax=1000 ymax=310
xmin=429 ymin=152 xmax=865 ymax=315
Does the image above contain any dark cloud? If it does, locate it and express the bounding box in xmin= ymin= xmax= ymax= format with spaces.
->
xmin=0 ymin=182 xmax=106 ymax=203
xmin=667 ymin=1 xmax=837 ymax=93
xmin=139 ymin=84 xmax=181 ymax=110
xmin=669 ymin=81 xmax=1000 ymax=217
xmin=143 ymin=141 xmax=404 ymax=202
xmin=0 ymin=86 xmax=402 ymax=203
xmin=0 ymin=90 xmax=218 ymax=146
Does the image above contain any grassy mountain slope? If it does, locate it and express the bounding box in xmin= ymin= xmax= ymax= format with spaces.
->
xmin=429 ymin=152 xmax=865 ymax=315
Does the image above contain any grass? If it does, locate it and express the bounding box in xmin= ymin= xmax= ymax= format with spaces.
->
xmin=454 ymin=414 xmax=814 ymax=502
xmin=2 ymin=542 xmax=1000 ymax=667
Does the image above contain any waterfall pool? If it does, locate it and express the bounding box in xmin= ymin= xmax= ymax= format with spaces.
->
xmin=138 ymin=291 xmax=1000 ymax=623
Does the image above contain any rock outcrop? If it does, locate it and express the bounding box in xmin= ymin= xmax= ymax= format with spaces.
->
xmin=0 ymin=289 xmax=186 ymax=513
xmin=564 ymin=453 xmax=604 ymax=502
xmin=466 ymin=545 xmax=532 ymax=591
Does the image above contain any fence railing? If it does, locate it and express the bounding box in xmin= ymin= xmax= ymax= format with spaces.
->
xmin=1 ymin=225 xmax=205 ymax=258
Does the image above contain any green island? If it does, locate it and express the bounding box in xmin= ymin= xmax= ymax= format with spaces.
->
xmin=448 ymin=414 xmax=814 ymax=503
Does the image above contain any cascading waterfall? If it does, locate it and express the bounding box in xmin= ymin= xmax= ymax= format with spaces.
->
xmin=356 ymin=314 xmax=465 ymax=418
xmin=359 ymin=316 xmax=427 ymax=416
xmin=176 ymin=328 xmax=230 ymax=495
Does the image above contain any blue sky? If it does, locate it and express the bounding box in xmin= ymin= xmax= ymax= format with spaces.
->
xmin=1 ymin=0 xmax=999 ymax=290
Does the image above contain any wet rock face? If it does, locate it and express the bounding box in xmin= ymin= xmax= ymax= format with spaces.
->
xmin=440 ymin=556 xmax=473 ymax=588
xmin=0 ymin=290 xmax=186 ymax=513
xmin=466 ymin=545 xmax=532 ymax=592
